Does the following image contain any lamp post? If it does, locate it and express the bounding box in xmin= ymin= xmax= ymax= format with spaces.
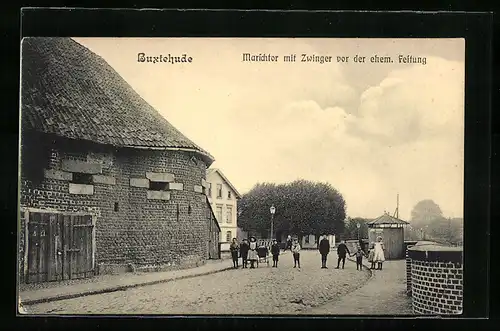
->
xmin=270 ymin=205 xmax=276 ymax=240
xmin=356 ymin=222 xmax=361 ymax=240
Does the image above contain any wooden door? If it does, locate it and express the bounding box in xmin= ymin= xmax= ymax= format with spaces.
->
xmin=26 ymin=212 xmax=94 ymax=283
xmin=62 ymin=215 xmax=94 ymax=280
xmin=26 ymin=212 xmax=50 ymax=283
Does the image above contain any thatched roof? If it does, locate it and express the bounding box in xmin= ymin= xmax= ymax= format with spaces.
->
xmin=367 ymin=213 xmax=409 ymax=226
xmin=20 ymin=37 xmax=214 ymax=165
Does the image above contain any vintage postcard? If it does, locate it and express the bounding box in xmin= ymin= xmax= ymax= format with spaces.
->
xmin=18 ymin=37 xmax=464 ymax=316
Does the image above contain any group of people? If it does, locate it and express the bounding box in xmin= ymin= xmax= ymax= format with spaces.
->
xmin=330 ymin=236 xmax=386 ymax=271
xmin=229 ymin=235 xmax=386 ymax=270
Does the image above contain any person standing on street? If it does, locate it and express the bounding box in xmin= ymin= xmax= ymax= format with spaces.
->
xmin=367 ymin=242 xmax=376 ymax=269
xmin=292 ymin=238 xmax=301 ymax=268
xmin=319 ymin=235 xmax=330 ymax=269
xmin=285 ymin=235 xmax=292 ymax=252
xmin=248 ymin=237 xmax=258 ymax=269
xmin=335 ymin=240 xmax=350 ymax=269
xmin=271 ymin=239 xmax=280 ymax=267
xmin=351 ymin=246 xmax=367 ymax=271
xmin=240 ymin=239 xmax=250 ymax=268
xmin=229 ymin=238 xmax=239 ymax=268
xmin=373 ymin=236 xmax=386 ymax=270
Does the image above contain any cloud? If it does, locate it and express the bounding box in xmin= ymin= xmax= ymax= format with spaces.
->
xmin=234 ymin=57 xmax=464 ymax=219
xmin=76 ymin=38 xmax=464 ymax=219
xmin=353 ymin=57 xmax=464 ymax=144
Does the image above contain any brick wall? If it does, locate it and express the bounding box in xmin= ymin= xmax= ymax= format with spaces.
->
xmin=406 ymin=248 xmax=411 ymax=295
xmin=19 ymin=210 xmax=26 ymax=283
xmin=20 ymin=133 xmax=213 ymax=272
xmin=407 ymin=247 xmax=463 ymax=315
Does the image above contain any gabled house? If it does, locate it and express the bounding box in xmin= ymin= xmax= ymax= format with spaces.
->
xmin=206 ymin=168 xmax=241 ymax=251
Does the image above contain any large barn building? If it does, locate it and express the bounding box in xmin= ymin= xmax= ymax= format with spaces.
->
xmin=19 ymin=38 xmax=220 ymax=283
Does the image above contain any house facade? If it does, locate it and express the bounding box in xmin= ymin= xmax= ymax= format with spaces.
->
xmin=19 ymin=37 xmax=220 ymax=283
xmin=206 ymin=168 xmax=241 ymax=251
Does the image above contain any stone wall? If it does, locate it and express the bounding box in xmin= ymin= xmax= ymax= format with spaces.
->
xmin=407 ymin=244 xmax=463 ymax=315
xmin=20 ymin=133 xmax=213 ymax=275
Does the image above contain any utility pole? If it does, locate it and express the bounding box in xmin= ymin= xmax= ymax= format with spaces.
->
xmin=393 ymin=193 xmax=399 ymax=218
xmin=396 ymin=193 xmax=399 ymax=219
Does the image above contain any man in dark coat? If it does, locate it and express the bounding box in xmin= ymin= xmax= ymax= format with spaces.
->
xmin=318 ymin=235 xmax=330 ymax=268
xmin=239 ymin=239 xmax=250 ymax=268
xmin=271 ymin=239 xmax=280 ymax=267
xmin=285 ymin=235 xmax=292 ymax=252
xmin=336 ymin=240 xmax=351 ymax=269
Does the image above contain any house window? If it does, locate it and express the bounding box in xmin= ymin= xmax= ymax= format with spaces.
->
xmin=216 ymin=205 xmax=223 ymax=222
xmin=228 ymin=191 xmax=232 ymax=199
xmin=216 ymin=184 xmax=222 ymax=198
xmin=226 ymin=231 xmax=232 ymax=242
xmin=149 ymin=181 xmax=168 ymax=191
xmin=208 ymin=183 xmax=212 ymax=197
xmin=305 ymin=236 xmax=310 ymax=244
xmin=71 ymin=172 xmax=93 ymax=185
xmin=226 ymin=206 xmax=233 ymax=224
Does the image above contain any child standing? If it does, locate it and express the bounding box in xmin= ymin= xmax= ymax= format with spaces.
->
xmin=240 ymin=239 xmax=249 ymax=268
xmin=248 ymin=237 xmax=258 ymax=269
xmin=367 ymin=242 xmax=375 ymax=269
xmin=229 ymin=238 xmax=239 ymax=268
xmin=271 ymin=239 xmax=280 ymax=267
xmin=292 ymin=239 xmax=301 ymax=268
xmin=351 ymin=246 xmax=367 ymax=271
xmin=373 ymin=236 xmax=386 ymax=270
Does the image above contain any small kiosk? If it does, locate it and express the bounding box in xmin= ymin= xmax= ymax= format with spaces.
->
xmin=367 ymin=212 xmax=409 ymax=260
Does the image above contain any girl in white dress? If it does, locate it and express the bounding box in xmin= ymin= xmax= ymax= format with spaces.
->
xmin=247 ymin=237 xmax=258 ymax=268
xmin=373 ymin=236 xmax=385 ymax=270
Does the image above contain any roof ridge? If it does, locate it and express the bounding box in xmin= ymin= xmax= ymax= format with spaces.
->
xmin=207 ymin=168 xmax=242 ymax=198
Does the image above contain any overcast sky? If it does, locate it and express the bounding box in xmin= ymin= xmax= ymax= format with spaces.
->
xmin=74 ymin=38 xmax=464 ymax=220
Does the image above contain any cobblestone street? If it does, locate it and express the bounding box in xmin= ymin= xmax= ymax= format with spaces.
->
xmin=25 ymin=251 xmax=371 ymax=315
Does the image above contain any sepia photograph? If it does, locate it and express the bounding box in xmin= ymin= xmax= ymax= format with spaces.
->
xmin=18 ymin=37 xmax=464 ymax=316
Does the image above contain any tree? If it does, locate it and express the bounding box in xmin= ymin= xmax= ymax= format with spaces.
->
xmin=238 ymin=180 xmax=346 ymax=240
xmin=409 ymin=200 xmax=463 ymax=245
xmin=343 ymin=217 xmax=371 ymax=240
xmin=410 ymin=199 xmax=443 ymax=227
xmin=426 ymin=217 xmax=463 ymax=246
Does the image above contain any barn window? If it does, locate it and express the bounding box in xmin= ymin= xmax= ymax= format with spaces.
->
xmin=149 ymin=181 xmax=168 ymax=191
xmin=226 ymin=231 xmax=232 ymax=242
xmin=71 ymin=172 xmax=93 ymax=185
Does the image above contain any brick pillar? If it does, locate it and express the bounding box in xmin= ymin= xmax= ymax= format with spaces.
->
xmin=408 ymin=247 xmax=463 ymax=315
xmin=19 ymin=210 xmax=26 ymax=284
xmin=406 ymin=247 xmax=412 ymax=296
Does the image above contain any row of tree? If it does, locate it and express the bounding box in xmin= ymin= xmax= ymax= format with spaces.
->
xmin=238 ymin=180 xmax=463 ymax=246
xmin=406 ymin=199 xmax=463 ymax=245
xmin=237 ymin=180 xmax=346 ymax=240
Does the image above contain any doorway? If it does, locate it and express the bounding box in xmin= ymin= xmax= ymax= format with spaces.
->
xmin=24 ymin=211 xmax=95 ymax=283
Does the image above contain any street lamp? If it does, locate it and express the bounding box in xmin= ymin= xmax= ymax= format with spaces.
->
xmin=356 ymin=222 xmax=361 ymax=240
xmin=270 ymin=205 xmax=276 ymax=240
